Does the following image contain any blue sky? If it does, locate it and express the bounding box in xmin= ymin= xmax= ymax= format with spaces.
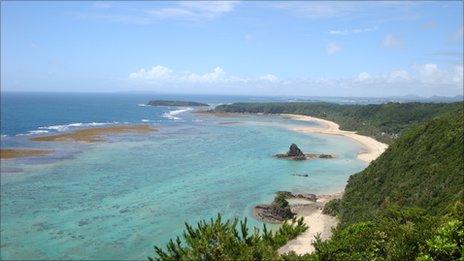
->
xmin=1 ymin=1 xmax=463 ymax=97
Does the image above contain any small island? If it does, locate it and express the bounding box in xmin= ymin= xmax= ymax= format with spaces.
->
xmin=147 ymin=100 xmax=209 ymax=107
xmin=275 ymin=144 xmax=334 ymax=160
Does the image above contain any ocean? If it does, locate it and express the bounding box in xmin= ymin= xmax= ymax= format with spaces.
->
xmin=0 ymin=92 xmax=366 ymax=260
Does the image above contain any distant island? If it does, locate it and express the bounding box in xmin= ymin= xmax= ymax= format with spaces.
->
xmin=147 ymin=100 xmax=209 ymax=107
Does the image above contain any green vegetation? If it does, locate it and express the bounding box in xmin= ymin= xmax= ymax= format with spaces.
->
xmin=321 ymin=198 xmax=341 ymax=217
xmin=285 ymin=203 xmax=463 ymax=260
xmin=299 ymin=105 xmax=464 ymax=260
xmin=150 ymin=214 xmax=307 ymax=260
xmin=215 ymin=102 xmax=462 ymax=143
xmin=338 ymin=106 xmax=464 ymax=225
xmin=271 ymin=192 xmax=294 ymax=220
xmin=152 ymin=103 xmax=464 ymax=260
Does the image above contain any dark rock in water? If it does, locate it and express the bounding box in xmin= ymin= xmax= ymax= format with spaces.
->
xmin=147 ymin=100 xmax=209 ymax=107
xmin=292 ymin=173 xmax=309 ymax=177
xmin=78 ymin=220 xmax=90 ymax=227
xmin=288 ymin=143 xmax=305 ymax=157
xmin=275 ymin=143 xmax=307 ymax=160
xmin=275 ymin=144 xmax=335 ymax=161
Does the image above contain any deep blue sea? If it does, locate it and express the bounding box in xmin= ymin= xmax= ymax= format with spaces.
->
xmin=0 ymin=92 xmax=366 ymax=260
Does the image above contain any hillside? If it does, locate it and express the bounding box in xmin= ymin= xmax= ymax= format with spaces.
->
xmin=215 ymin=102 xmax=462 ymax=144
xmin=337 ymin=105 xmax=464 ymax=225
xmin=294 ymin=106 xmax=464 ymax=260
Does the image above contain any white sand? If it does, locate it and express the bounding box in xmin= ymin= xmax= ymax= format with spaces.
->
xmin=278 ymin=209 xmax=337 ymax=255
xmin=278 ymin=194 xmax=340 ymax=255
xmin=282 ymin=114 xmax=388 ymax=163
xmin=278 ymin=114 xmax=389 ymax=255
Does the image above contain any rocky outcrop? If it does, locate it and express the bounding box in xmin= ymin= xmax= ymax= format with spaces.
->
xmin=288 ymin=144 xmax=305 ymax=157
xmin=253 ymin=192 xmax=295 ymax=223
xmin=275 ymin=144 xmax=335 ymax=161
xmin=277 ymin=191 xmax=318 ymax=202
xmin=275 ymin=144 xmax=307 ymax=160
xmin=147 ymin=100 xmax=209 ymax=107
xmin=253 ymin=191 xmax=323 ymax=223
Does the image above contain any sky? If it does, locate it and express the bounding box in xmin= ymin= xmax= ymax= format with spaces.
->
xmin=1 ymin=1 xmax=463 ymax=97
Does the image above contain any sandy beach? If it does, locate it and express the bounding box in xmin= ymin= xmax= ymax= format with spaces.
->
xmin=282 ymin=114 xmax=388 ymax=163
xmin=279 ymin=194 xmax=341 ymax=255
xmin=278 ymin=114 xmax=388 ymax=255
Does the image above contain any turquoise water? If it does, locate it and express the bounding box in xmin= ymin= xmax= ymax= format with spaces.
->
xmin=1 ymin=94 xmax=366 ymax=260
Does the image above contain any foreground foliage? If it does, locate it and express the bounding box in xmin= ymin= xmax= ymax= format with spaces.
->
xmin=283 ymin=203 xmax=463 ymax=260
xmin=150 ymin=214 xmax=307 ymax=260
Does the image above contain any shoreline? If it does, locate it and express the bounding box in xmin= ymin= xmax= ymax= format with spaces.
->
xmin=281 ymin=114 xmax=388 ymax=164
xmin=279 ymin=193 xmax=341 ymax=255
xmin=277 ymin=114 xmax=388 ymax=255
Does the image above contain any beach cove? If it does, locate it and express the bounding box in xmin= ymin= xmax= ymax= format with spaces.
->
xmin=1 ymin=94 xmax=372 ymax=260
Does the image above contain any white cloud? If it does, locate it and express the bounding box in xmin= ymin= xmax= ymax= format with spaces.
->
xmin=329 ymin=27 xmax=376 ymax=35
xmin=146 ymin=1 xmax=238 ymax=21
xmin=357 ymin=72 xmax=371 ymax=82
xmin=94 ymin=2 xmax=112 ymax=9
xmin=129 ymin=65 xmax=172 ymax=79
xmin=270 ymin=1 xmax=418 ymax=22
xmin=77 ymin=1 xmax=238 ymax=24
xmin=415 ymin=63 xmax=464 ymax=85
xmin=326 ymin=43 xmax=341 ymax=54
xmin=452 ymin=65 xmax=463 ymax=83
xmin=259 ymin=74 xmax=278 ymax=82
xmin=389 ymin=70 xmax=411 ymax=81
xmin=382 ymin=34 xmax=403 ymax=48
xmin=271 ymin=2 xmax=363 ymax=20
xmin=128 ymin=64 xmax=463 ymax=96
xmin=184 ymin=67 xmax=226 ymax=83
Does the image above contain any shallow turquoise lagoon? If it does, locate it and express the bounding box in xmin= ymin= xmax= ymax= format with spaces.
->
xmin=1 ymin=114 xmax=366 ymax=260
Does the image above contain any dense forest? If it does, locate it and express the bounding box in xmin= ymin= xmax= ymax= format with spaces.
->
xmin=151 ymin=103 xmax=463 ymax=260
xmin=293 ymin=104 xmax=464 ymax=260
xmin=214 ymin=102 xmax=462 ymax=144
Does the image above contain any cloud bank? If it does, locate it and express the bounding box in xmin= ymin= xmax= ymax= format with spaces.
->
xmin=128 ymin=64 xmax=463 ymax=97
